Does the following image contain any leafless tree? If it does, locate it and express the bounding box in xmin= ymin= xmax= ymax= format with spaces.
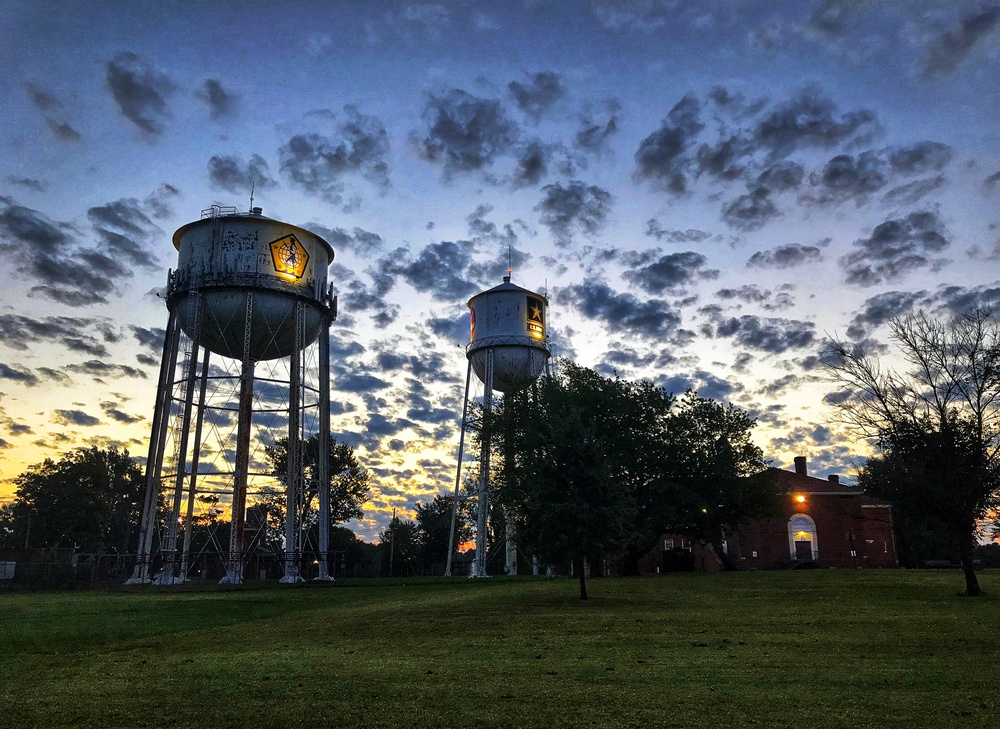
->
xmin=826 ymin=309 xmax=1000 ymax=596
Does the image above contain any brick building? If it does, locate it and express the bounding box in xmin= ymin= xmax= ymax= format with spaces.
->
xmin=636 ymin=456 xmax=898 ymax=573
xmin=728 ymin=456 xmax=897 ymax=570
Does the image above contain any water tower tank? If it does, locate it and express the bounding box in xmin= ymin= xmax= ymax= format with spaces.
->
xmin=169 ymin=207 xmax=334 ymax=361
xmin=467 ymin=277 xmax=550 ymax=393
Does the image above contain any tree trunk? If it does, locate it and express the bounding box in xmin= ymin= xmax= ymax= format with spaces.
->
xmin=576 ymin=555 xmax=588 ymax=600
xmin=958 ymin=532 xmax=983 ymax=597
xmin=621 ymin=551 xmax=640 ymax=576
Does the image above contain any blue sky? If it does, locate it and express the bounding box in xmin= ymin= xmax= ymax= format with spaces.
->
xmin=1 ymin=1 xmax=999 ymax=540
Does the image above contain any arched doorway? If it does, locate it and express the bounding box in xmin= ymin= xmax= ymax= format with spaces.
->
xmin=788 ymin=513 xmax=818 ymax=561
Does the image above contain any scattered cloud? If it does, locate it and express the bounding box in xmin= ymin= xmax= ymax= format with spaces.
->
xmin=840 ymin=210 xmax=950 ymax=286
xmin=622 ymin=250 xmax=716 ymax=293
xmin=0 ymin=363 xmax=39 ymax=387
xmin=509 ymin=71 xmax=565 ymax=121
xmin=920 ymin=5 xmax=1000 ymax=80
xmin=208 ymin=154 xmax=278 ymax=194
xmin=711 ymin=315 xmax=816 ymax=354
xmin=746 ymin=243 xmax=824 ymax=269
xmin=52 ymin=409 xmax=101 ymax=427
xmin=197 ymin=78 xmax=239 ymax=120
xmin=412 ymin=89 xmax=518 ymax=178
xmin=279 ymin=106 xmax=390 ymax=206
xmin=559 ymin=281 xmax=681 ymax=338
xmin=105 ymin=51 xmax=176 ymax=136
xmin=23 ymin=83 xmax=81 ymax=142
xmin=535 ymin=181 xmax=612 ymax=246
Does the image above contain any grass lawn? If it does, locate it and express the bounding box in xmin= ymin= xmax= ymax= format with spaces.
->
xmin=0 ymin=570 xmax=997 ymax=728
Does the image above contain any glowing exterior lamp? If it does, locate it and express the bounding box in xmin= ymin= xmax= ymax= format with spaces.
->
xmin=795 ymin=494 xmax=806 ymax=504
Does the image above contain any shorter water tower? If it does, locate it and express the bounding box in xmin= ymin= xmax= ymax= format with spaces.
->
xmin=128 ymin=205 xmax=337 ymax=586
xmin=446 ymin=275 xmax=550 ymax=577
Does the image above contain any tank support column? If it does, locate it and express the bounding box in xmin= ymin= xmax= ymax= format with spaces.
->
xmin=221 ymin=292 xmax=255 ymax=585
xmin=155 ymin=295 xmax=203 ymax=585
xmin=127 ymin=304 xmax=181 ymax=585
xmin=315 ymin=303 xmax=334 ymax=581
xmin=179 ymin=351 xmax=210 ymax=582
xmin=446 ymin=361 xmax=472 ymax=576
xmin=473 ymin=348 xmax=494 ymax=578
xmin=281 ymin=302 xmax=304 ymax=583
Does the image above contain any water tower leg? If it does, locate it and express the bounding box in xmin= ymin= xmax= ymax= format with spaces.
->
xmin=221 ymin=293 xmax=255 ymax=585
xmin=281 ymin=303 xmax=304 ymax=583
xmin=445 ymin=361 xmax=472 ymax=577
xmin=154 ymin=332 xmax=201 ymax=586
xmin=315 ymin=318 xmax=334 ymax=581
xmin=127 ymin=307 xmax=181 ymax=585
xmin=179 ymin=351 xmax=210 ymax=582
xmin=473 ymin=349 xmax=494 ymax=578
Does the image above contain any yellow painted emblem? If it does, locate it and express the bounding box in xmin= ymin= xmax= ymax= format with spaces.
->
xmin=269 ymin=234 xmax=309 ymax=279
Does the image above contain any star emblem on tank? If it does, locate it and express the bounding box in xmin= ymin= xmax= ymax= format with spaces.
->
xmin=269 ymin=234 xmax=309 ymax=279
xmin=526 ymin=295 xmax=545 ymax=338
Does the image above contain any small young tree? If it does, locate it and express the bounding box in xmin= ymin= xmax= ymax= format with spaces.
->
xmin=263 ymin=435 xmax=372 ymax=526
xmin=826 ymin=309 xmax=1000 ymax=596
xmin=498 ymin=363 xmax=639 ymax=599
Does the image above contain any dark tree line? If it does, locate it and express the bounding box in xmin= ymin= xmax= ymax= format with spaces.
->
xmin=1 ymin=446 xmax=143 ymax=554
xmin=0 ymin=435 xmax=374 ymax=569
xmin=377 ymin=494 xmax=474 ymax=577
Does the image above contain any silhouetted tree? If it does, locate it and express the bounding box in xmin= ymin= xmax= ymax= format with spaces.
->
xmin=377 ymin=516 xmax=420 ymax=577
xmin=497 ymin=362 xmax=771 ymax=598
xmin=263 ymin=435 xmax=372 ymax=526
xmin=7 ymin=447 xmax=143 ymax=554
xmin=826 ymin=309 xmax=1000 ymax=596
xmin=414 ymin=494 xmax=473 ymax=573
xmin=0 ymin=503 xmax=15 ymax=548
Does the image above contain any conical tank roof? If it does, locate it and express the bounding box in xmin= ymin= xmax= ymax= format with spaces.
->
xmin=468 ymin=276 xmax=546 ymax=306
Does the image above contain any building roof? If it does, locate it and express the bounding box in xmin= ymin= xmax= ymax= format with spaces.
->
xmin=771 ymin=457 xmax=890 ymax=505
xmin=771 ymin=468 xmax=861 ymax=495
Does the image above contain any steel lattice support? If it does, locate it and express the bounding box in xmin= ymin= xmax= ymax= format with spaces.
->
xmin=445 ymin=361 xmax=473 ymax=577
xmin=127 ymin=303 xmax=181 ymax=585
xmin=281 ymin=301 xmax=304 ymax=583
xmin=472 ymin=348 xmax=494 ymax=578
xmin=315 ymin=303 xmax=334 ymax=581
xmin=220 ymin=291 xmax=255 ymax=585
xmin=178 ymin=350 xmax=210 ymax=581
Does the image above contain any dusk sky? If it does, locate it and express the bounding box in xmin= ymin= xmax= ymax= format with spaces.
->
xmin=2 ymin=1 xmax=999 ymax=541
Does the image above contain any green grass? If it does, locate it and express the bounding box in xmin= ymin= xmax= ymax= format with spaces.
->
xmin=1 ymin=571 xmax=997 ymax=728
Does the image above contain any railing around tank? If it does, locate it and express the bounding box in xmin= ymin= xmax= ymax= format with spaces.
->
xmin=200 ymin=205 xmax=241 ymax=219
xmin=467 ymin=334 xmax=551 ymax=355
xmin=167 ymin=268 xmax=332 ymax=307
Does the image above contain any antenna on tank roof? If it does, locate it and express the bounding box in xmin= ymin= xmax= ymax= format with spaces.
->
xmin=249 ymin=179 xmax=255 ymax=213
xmin=507 ymin=244 xmax=512 ymax=280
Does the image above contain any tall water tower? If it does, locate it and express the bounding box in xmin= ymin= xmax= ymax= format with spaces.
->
xmin=127 ymin=205 xmax=337 ymax=585
xmin=446 ymin=274 xmax=550 ymax=577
